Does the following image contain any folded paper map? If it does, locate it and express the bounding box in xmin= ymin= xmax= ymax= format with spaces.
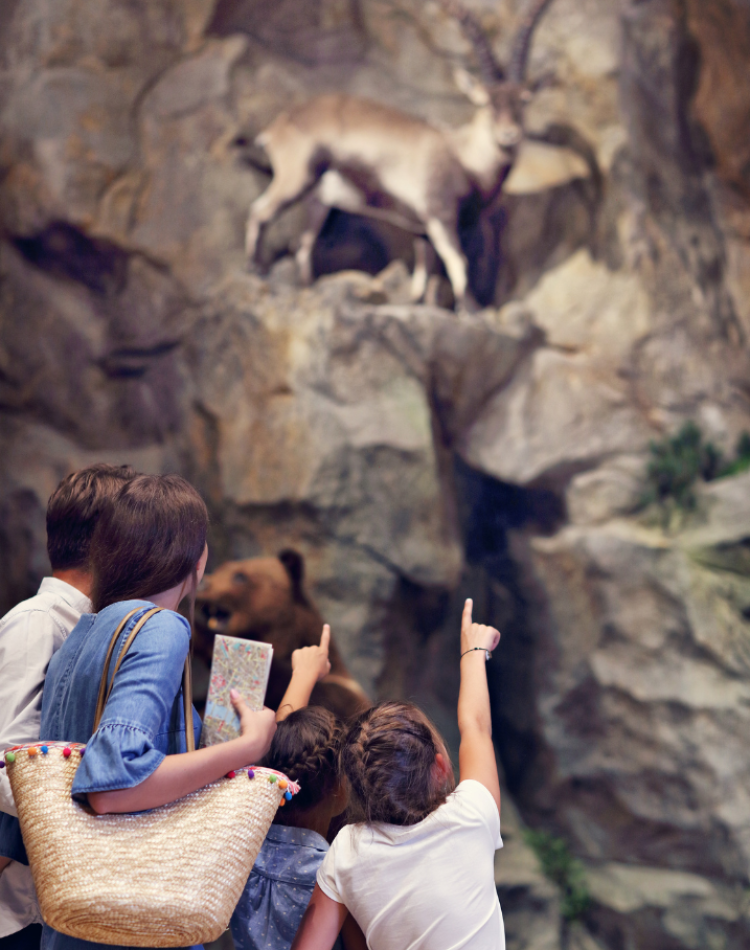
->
xmin=200 ymin=635 xmax=273 ymax=747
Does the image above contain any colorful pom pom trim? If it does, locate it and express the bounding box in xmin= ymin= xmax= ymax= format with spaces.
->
xmin=2 ymin=741 xmax=86 ymax=766
xmin=0 ymin=747 xmax=301 ymax=802
xmin=226 ymin=767 xmax=300 ymax=797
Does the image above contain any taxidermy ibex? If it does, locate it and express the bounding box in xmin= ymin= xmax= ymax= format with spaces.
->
xmin=245 ymin=0 xmax=557 ymax=309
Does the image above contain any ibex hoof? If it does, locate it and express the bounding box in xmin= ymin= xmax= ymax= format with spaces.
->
xmin=296 ymin=265 xmax=314 ymax=287
xmin=245 ymin=256 xmax=266 ymax=277
xmin=455 ymin=294 xmax=482 ymax=316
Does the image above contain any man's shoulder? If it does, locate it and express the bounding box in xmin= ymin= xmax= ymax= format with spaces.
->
xmin=0 ymin=591 xmax=56 ymax=626
xmin=0 ymin=581 xmax=88 ymax=639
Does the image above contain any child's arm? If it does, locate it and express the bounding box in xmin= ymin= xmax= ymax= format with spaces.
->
xmin=291 ymin=884 xmax=347 ymax=950
xmin=457 ymin=598 xmax=501 ymax=813
xmin=276 ymin=625 xmax=332 ymax=722
xmin=340 ymin=913 xmax=368 ymax=950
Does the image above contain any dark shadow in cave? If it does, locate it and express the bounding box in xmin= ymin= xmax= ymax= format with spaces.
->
xmin=309 ymin=192 xmax=503 ymax=308
xmin=453 ymin=457 xmax=564 ymax=796
xmin=312 ymin=209 xmax=397 ymax=278
xmin=380 ymin=455 xmax=565 ymax=799
xmin=11 ymin=221 xmax=128 ymax=296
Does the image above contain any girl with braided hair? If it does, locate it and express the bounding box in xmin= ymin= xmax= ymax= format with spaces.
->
xmin=291 ymin=599 xmax=503 ymax=950
xmin=231 ymin=628 xmax=366 ymax=950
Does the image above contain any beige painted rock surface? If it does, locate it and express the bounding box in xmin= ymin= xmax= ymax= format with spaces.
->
xmin=504 ymin=476 xmax=750 ymax=946
xmin=1 ymin=2 xmax=750 ymax=949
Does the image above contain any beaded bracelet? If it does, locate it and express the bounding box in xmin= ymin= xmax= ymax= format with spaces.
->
xmin=460 ymin=647 xmax=491 ymax=661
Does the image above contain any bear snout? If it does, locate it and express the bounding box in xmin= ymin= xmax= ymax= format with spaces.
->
xmin=198 ymin=600 xmax=232 ymax=633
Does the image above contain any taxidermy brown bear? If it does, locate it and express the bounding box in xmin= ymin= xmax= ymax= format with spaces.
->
xmin=193 ymin=549 xmax=369 ymax=720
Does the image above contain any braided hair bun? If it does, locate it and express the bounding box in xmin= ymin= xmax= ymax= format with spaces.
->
xmin=262 ymin=707 xmax=342 ymax=819
xmin=340 ymin=701 xmax=455 ymax=826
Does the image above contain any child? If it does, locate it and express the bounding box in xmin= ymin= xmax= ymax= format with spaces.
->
xmin=291 ymin=598 xmax=503 ymax=950
xmin=231 ymin=631 xmax=366 ymax=950
xmin=37 ymin=474 xmax=278 ymax=950
xmin=231 ymin=706 xmax=345 ymax=950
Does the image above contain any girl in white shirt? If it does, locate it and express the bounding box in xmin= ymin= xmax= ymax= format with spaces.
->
xmin=291 ymin=598 xmax=503 ymax=950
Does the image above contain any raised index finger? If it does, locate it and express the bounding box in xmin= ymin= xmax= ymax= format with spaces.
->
xmin=319 ymin=623 xmax=331 ymax=654
xmin=461 ymin=598 xmax=473 ymax=635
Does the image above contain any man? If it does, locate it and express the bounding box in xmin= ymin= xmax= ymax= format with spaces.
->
xmin=0 ymin=464 xmax=136 ymax=950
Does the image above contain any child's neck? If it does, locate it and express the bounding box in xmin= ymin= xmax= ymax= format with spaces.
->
xmin=275 ymin=800 xmax=336 ymax=839
xmin=299 ymin=808 xmax=332 ymax=839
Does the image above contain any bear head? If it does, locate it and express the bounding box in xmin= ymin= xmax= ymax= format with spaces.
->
xmin=193 ymin=549 xmax=368 ymax=720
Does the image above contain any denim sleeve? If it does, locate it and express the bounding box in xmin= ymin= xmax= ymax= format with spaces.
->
xmin=71 ymin=610 xmax=191 ymax=795
xmin=0 ymin=812 xmax=27 ymax=864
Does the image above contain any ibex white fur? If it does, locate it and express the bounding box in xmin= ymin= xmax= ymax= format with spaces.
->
xmin=245 ymin=0 xmax=557 ymax=309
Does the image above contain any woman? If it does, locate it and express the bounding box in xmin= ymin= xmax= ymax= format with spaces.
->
xmin=39 ymin=474 xmax=277 ymax=950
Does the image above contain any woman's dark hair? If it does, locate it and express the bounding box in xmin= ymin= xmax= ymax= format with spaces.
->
xmin=89 ymin=474 xmax=208 ymax=620
xmin=47 ymin=464 xmax=137 ymax=571
xmin=340 ymin=701 xmax=454 ymax=826
xmin=263 ymin=707 xmax=342 ymax=824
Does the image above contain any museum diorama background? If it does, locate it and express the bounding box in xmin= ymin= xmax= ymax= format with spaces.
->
xmin=1 ymin=2 xmax=750 ymax=947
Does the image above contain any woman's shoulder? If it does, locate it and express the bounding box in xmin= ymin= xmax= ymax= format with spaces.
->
xmin=97 ymin=600 xmax=188 ymax=625
xmin=96 ymin=601 xmax=191 ymax=646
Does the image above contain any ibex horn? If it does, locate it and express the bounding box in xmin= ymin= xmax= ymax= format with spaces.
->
xmin=508 ymin=0 xmax=556 ymax=83
xmin=440 ymin=0 xmax=503 ymax=85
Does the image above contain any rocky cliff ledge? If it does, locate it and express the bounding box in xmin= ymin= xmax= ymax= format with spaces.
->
xmin=1 ymin=2 xmax=750 ymax=947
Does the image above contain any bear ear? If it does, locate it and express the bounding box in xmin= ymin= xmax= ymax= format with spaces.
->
xmin=278 ymin=549 xmax=307 ymax=602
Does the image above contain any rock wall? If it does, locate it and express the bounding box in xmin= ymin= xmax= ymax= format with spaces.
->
xmin=1 ymin=1 xmax=750 ymax=947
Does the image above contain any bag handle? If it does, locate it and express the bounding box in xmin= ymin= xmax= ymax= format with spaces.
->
xmin=93 ymin=607 xmax=141 ymax=727
xmin=93 ymin=607 xmax=196 ymax=753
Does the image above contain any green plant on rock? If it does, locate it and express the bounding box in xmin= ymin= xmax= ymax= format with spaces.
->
xmin=718 ymin=431 xmax=750 ymax=478
xmin=640 ymin=421 xmax=721 ymax=515
xmin=523 ymin=828 xmax=590 ymax=921
xmin=639 ymin=423 xmax=750 ymax=527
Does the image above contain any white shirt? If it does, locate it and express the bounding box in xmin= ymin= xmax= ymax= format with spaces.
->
xmin=0 ymin=577 xmax=91 ymax=937
xmin=317 ymin=780 xmax=505 ymax=950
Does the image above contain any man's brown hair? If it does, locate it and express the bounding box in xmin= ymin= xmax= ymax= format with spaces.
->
xmin=46 ymin=464 xmax=137 ymax=571
xmin=90 ymin=474 xmax=208 ymax=616
xmin=340 ymin=701 xmax=455 ymax=826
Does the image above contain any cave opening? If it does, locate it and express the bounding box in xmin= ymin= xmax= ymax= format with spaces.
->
xmin=381 ymin=455 xmax=565 ymax=805
xmin=12 ymin=221 xmax=128 ymax=296
xmin=454 ymin=458 xmax=564 ymax=798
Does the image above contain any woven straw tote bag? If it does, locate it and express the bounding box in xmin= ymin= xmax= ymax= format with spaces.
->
xmin=2 ymin=607 xmax=298 ymax=947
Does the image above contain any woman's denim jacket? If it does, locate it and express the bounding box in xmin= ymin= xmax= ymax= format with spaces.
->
xmin=38 ymin=600 xmax=201 ymax=950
